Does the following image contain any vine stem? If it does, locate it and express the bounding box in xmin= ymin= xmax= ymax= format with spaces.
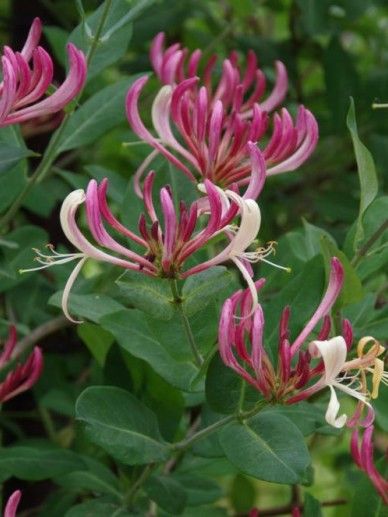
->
xmin=123 ymin=464 xmax=156 ymax=509
xmin=172 ymin=414 xmax=235 ymax=451
xmin=351 ymin=219 xmax=388 ymax=267
xmin=169 ymin=280 xmax=204 ymax=368
xmin=0 ymin=0 xmax=113 ymax=232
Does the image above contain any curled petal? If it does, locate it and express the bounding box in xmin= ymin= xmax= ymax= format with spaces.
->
xmin=290 ymin=257 xmax=344 ymax=356
xmin=4 ymin=490 xmax=22 ymax=517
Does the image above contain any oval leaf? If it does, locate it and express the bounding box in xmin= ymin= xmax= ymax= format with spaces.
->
xmin=76 ymin=386 xmax=170 ymax=465
xmin=219 ymin=413 xmax=311 ymax=484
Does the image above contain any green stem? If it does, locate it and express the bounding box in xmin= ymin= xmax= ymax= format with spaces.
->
xmin=37 ymin=405 xmax=58 ymax=444
xmin=173 ymin=414 xmax=235 ymax=451
xmin=351 ymin=219 xmax=388 ymax=268
xmin=124 ymin=463 xmax=155 ymax=509
xmin=86 ymin=0 xmax=113 ymax=65
xmin=169 ymin=280 xmax=204 ymax=368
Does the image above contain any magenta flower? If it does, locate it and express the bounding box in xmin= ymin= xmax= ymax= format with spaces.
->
xmin=4 ymin=490 xmax=22 ymax=517
xmin=0 ymin=17 xmax=87 ymax=127
xmin=150 ymin=32 xmax=288 ymax=116
xmin=23 ymin=170 xmax=269 ymax=321
xmin=351 ymin=426 xmax=388 ymax=504
xmin=126 ymin=75 xmax=318 ymax=198
xmin=218 ymin=258 xmax=348 ymax=405
xmin=0 ymin=326 xmax=43 ymax=403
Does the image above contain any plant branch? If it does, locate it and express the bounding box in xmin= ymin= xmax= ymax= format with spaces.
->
xmin=13 ymin=315 xmax=71 ymax=357
xmin=124 ymin=463 xmax=155 ymax=509
xmin=352 ymin=219 xmax=388 ymax=267
xmin=170 ymin=280 xmax=204 ymax=367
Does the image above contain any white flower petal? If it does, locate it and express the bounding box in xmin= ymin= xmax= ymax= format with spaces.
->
xmin=309 ymin=336 xmax=347 ymax=384
xmin=326 ymin=385 xmax=347 ymax=428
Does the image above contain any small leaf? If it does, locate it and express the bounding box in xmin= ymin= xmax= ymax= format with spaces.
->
xmin=206 ymin=354 xmax=259 ymax=415
xmin=117 ymin=271 xmax=175 ymax=320
xmin=182 ymin=267 xmax=233 ymax=317
xmin=76 ymin=386 xmax=170 ymax=465
xmin=0 ymin=144 xmax=36 ymax=174
xmin=0 ymin=446 xmax=85 ymax=481
xmin=56 ymin=457 xmax=121 ymax=499
xmin=49 ymin=292 xmax=124 ymax=323
xmin=304 ymin=493 xmax=322 ymax=517
xmin=57 ymin=78 xmax=140 ymax=152
xmin=144 ymin=475 xmax=187 ymax=514
xmin=346 ymin=98 xmax=378 ymax=250
xmin=77 ymin=322 xmax=114 ymax=366
xmin=65 ymin=498 xmax=131 ymax=517
xmin=219 ymin=413 xmax=311 ymax=484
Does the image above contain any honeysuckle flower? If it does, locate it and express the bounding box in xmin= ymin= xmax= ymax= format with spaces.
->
xmin=150 ymin=32 xmax=288 ymax=116
xmin=218 ymin=257 xmax=345 ymax=401
xmin=0 ymin=17 xmax=87 ymax=127
xmin=351 ymin=425 xmax=388 ymax=504
xmin=4 ymin=490 xmax=22 ymax=517
xmin=218 ymin=255 xmax=385 ymax=428
xmin=0 ymin=326 xmax=43 ymax=403
xmin=126 ymin=74 xmax=318 ymax=197
xmin=22 ymin=174 xmax=266 ymax=322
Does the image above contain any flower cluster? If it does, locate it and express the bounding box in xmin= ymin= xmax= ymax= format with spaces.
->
xmin=0 ymin=18 xmax=86 ymax=127
xmin=16 ymin=26 xmax=385 ymax=503
xmin=126 ymin=33 xmax=318 ymax=197
xmin=0 ymin=326 xmax=43 ymax=403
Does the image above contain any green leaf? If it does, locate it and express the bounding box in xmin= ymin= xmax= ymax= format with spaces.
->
xmin=0 ymin=446 xmax=85 ymax=481
xmin=346 ymin=98 xmax=378 ymax=250
xmin=77 ymin=322 xmax=114 ymax=366
xmin=55 ymin=457 xmax=121 ymax=499
xmin=65 ymin=499 xmax=131 ymax=517
xmin=182 ymin=267 xmax=233 ymax=317
xmin=263 ymin=402 xmax=326 ymax=436
xmin=44 ymin=26 xmax=69 ymax=66
xmin=174 ymin=474 xmax=222 ymax=506
xmin=219 ymin=413 xmax=311 ymax=484
xmin=57 ymin=78 xmax=140 ymax=152
xmin=117 ymin=271 xmax=175 ymax=320
xmin=206 ymin=354 xmax=259 ymax=414
xmin=304 ymin=493 xmax=322 ymax=517
xmin=100 ymin=307 xmax=216 ymax=391
xmin=69 ymin=0 xmax=154 ymax=79
xmin=0 ymin=225 xmax=48 ymax=292
xmin=49 ymin=292 xmax=124 ymax=323
xmin=350 ymin=458 xmax=388 ymax=517
xmin=0 ymin=126 xmax=28 ymax=211
xmin=230 ymin=474 xmax=256 ymax=513
xmin=320 ymin=236 xmax=364 ymax=308
xmin=144 ymin=475 xmax=187 ymax=514
xmin=0 ymin=144 xmax=36 ymax=174
xmin=76 ymin=386 xmax=170 ymax=464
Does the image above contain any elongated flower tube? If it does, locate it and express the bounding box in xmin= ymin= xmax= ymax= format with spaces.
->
xmin=0 ymin=326 xmax=43 ymax=403
xmin=351 ymin=426 xmax=388 ymax=504
xmin=126 ymin=76 xmax=318 ymax=197
xmin=219 ymin=258 xmax=344 ymax=400
xmin=4 ymin=490 xmax=22 ymax=517
xmin=23 ymin=174 xmax=267 ymax=321
xmin=0 ymin=17 xmax=87 ymax=127
xmin=150 ymin=32 xmax=288 ymax=116
xmin=219 ymin=258 xmax=387 ymax=430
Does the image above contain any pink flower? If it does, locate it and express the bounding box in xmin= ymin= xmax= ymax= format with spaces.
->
xmin=0 ymin=17 xmax=87 ymax=127
xmin=23 ymin=173 xmax=266 ymax=322
xmin=351 ymin=426 xmax=388 ymax=504
xmin=4 ymin=490 xmax=22 ymax=517
xmin=150 ymin=32 xmax=288 ymax=115
xmin=219 ymin=258 xmax=345 ymax=401
xmin=0 ymin=326 xmax=43 ymax=403
xmin=126 ymin=76 xmax=317 ymax=198
xmin=125 ymin=34 xmax=318 ymax=198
